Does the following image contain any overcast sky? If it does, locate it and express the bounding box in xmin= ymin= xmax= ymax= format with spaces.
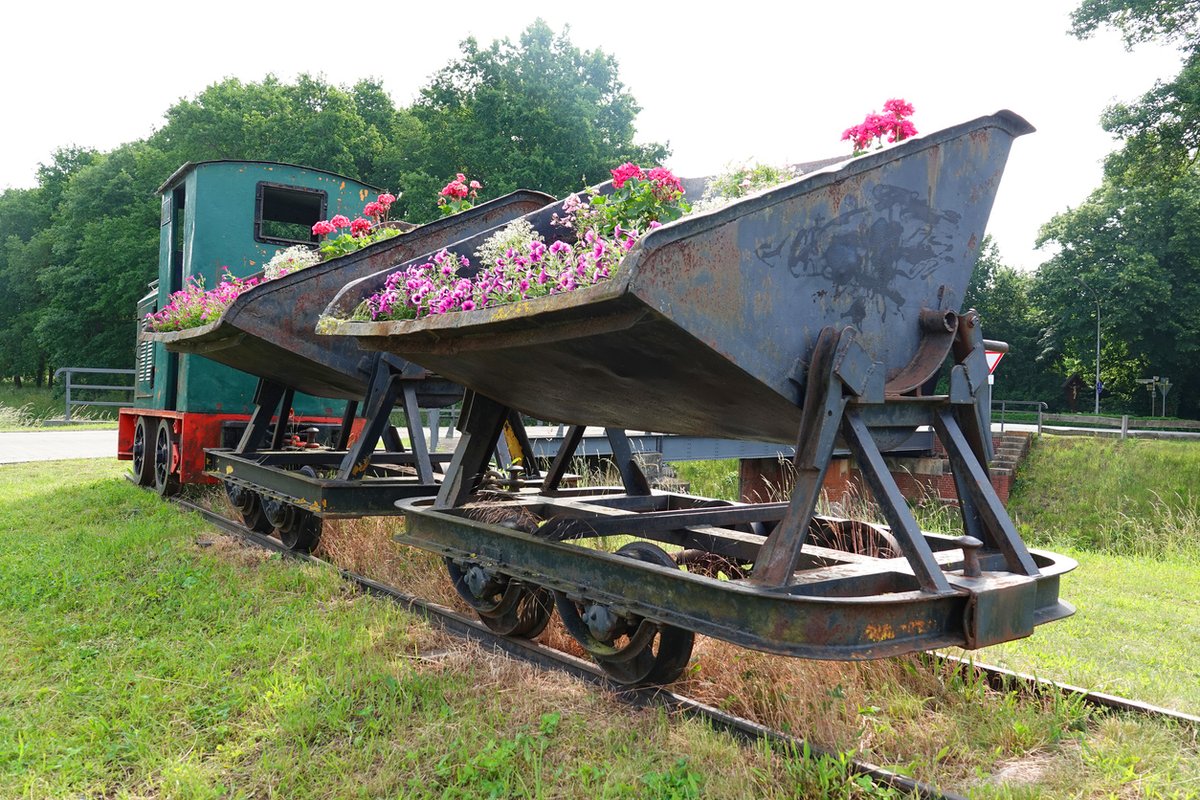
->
xmin=3 ymin=0 xmax=1183 ymax=270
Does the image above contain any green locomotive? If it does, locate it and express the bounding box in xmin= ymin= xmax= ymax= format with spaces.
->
xmin=117 ymin=161 xmax=380 ymax=493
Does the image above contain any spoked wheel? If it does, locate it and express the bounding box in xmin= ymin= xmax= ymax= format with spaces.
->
xmin=224 ymin=481 xmax=273 ymax=533
xmin=131 ymin=416 xmax=154 ymax=486
xmin=554 ymin=541 xmax=695 ymax=686
xmin=153 ymin=419 xmax=180 ymax=497
xmin=445 ymin=558 xmax=554 ymax=638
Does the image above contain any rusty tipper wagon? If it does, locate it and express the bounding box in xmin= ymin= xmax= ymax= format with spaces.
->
xmin=323 ymin=111 xmax=1074 ymax=686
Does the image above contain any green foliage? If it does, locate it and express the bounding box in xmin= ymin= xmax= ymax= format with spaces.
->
xmin=695 ymin=162 xmax=795 ymax=212
xmin=1009 ymin=436 xmax=1200 ymax=560
xmin=583 ymin=169 xmax=690 ymax=240
xmin=1027 ymin=0 xmax=1200 ymax=418
xmin=1069 ymin=0 xmax=1200 ymax=49
xmin=317 ymin=226 xmax=402 ymax=260
xmin=0 ymin=147 xmax=98 ymax=384
xmin=963 ymin=237 xmax=1063 ymax=404
xmin=1035 ymin=169 xmax=1200 ymax=415
xmin=778 ymin=742 xmax=902 ymax=799
xmin=407 ymin=19 xmax=668 ymax=221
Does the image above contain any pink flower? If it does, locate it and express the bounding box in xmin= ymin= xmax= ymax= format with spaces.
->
xmin=363 ymin=201 xmax=383 ymax=218
xmin=377 ymin=193 xmax=396 ymax=207
xmin=469 ymin=180 xmax=481 ymax=190
xmin=440 ymin=180 xmax=469 ymax=199
xmin=647 ymin=167 xmax=682 ymax=192
xmin=331 ymin=215 xmax=351 ymax=229
xmin=456 ymin=173 xmax=466 ymax=182
xmin=350 ymin=217 xmax=372 ymax=236
xmin=610 ymin=162 xmax=644 ymax=189
xmin=312 ymin=220 xmax=336 ymax=236
xmin=842 ymin=100 xmax=917 ymax=152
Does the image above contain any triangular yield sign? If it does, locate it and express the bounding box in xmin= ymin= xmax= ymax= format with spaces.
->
xmin=985 ymin=350 xmax=1005 ymax=375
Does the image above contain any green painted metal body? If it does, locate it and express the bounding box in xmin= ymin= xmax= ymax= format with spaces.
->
xmin=134 ymin=161 xmax=380 ymax=416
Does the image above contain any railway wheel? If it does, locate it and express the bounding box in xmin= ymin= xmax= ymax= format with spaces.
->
xmin=278 ymin=508 xmax=321 ymax=552
xmin=153 ymin=419 xmax=180 ymax=497
xmin=224 ymin=481 xmax=273 ymax=533
xmin=554 ymin=541 xmax=695 ymax=686
xmin=445 ymin=558 xmax=553 ymax=638
xmin=131 ymin=416 xmax=154 ymax=486
xmin=265 ymin=466 xmax=323 ymax=552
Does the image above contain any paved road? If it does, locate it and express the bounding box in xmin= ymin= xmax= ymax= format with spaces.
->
xmin=0 ymin=429 xmax=119 ymax=464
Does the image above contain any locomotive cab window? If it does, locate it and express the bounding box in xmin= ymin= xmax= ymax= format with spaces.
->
xmin=255 ymin=183 xmax=328 ymax=245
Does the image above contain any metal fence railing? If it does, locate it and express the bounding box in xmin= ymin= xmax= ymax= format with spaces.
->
xmin=992 ymin=399 xmax=1200 ymax=438
xmin=53 ymin=367 xmax=136 ymax=421
xmin=992 ymin=400 xmax=1048 ymax=434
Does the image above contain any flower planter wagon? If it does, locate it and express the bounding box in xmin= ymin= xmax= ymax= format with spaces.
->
xmin=321 ymin=111 xmax=1075 ymax=684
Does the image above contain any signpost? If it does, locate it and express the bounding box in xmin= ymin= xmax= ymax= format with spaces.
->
xmin=1137 ymin=376 xmax=1170 ymax=417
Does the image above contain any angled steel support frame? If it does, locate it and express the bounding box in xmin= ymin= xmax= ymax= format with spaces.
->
xmin=840 ymin=411 xmax=954 ymax=594
xmin=235 ymin=378 xmax=288 ymax=454
xmin=270 ymin=387 xmax=296 ymax=450
xmin=541 ymin=424 xmax=586 ymax=493
xmin=435 ymin=391 xmax=510 ymax=509
xmin=934 ymin=409 xmax=1039 ymax=576
xmin=335 ymin=355 xmax=440 ymax=483
xmin=605 ymin=427 xmax=652 ymax=496
xmin=751 ymin=327 xmax=853 ymax=586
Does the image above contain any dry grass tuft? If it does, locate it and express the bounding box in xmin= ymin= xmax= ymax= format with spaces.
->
xmin=204 ymin=534 xmax=275 ymax=568
xmin=316 ymin=516 xmax=465 ymax=610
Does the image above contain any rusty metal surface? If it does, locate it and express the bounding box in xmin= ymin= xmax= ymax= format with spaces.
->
xmin=333 ymin=112 xmax=1032 ymax=442
xmin=397 ymin=493 xmax=1075 ymax=659
xmin=152 ymin=191 xmax=553 ymax=399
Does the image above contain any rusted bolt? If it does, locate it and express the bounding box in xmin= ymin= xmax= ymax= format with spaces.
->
xmin=957 ymin=535 xmax=983 ymax=577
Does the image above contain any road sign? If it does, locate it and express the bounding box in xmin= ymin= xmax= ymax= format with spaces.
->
xmin=985 ymin=350 xmax=1005 ymax=375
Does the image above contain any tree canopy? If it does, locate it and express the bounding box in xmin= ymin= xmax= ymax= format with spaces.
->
xmin=405 ymin=21 xmax=666 ymax=213
xmin=1028 ymin=0 xmax=1200 ymax=415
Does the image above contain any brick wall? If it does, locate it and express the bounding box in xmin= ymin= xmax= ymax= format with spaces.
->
xmin=737 ymin=434 xmax=1020 ymax=507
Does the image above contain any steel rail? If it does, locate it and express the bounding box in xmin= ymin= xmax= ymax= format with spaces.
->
xmin=171 ymin=498 xmax=1198 ymax=799
xmin=936 ymin=653 xmax=1200 ymax=726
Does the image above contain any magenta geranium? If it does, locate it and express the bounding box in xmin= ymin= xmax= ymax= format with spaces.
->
xmin=610 ymin=162 xmax=644 ymax=189
xmin=842 ymin=99 xmax=918 ymax=155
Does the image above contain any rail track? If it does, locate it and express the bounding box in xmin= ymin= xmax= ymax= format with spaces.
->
xmin=173 ymin=497 xmax=1198 ymax=800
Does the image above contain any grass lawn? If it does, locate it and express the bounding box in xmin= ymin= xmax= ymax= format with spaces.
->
xmin=0 ymin=460 xmax=904 ymax=799
xmin=2 ymin=456 xmax=1198 ymax=798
